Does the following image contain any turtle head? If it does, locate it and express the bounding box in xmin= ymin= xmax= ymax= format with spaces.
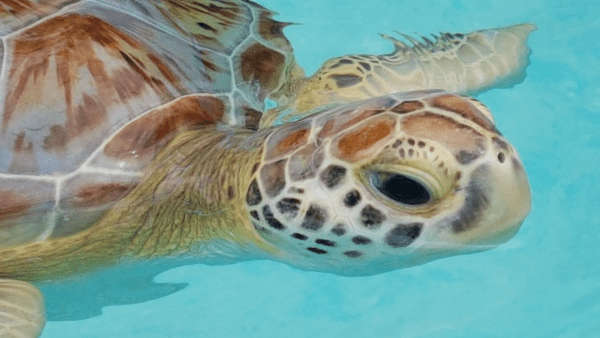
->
xmin=245 ymin=90 xmax=530 ymax=275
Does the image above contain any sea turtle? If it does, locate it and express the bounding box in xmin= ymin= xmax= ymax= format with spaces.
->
xmin=0 ymin=1 xmax=533 ymax=336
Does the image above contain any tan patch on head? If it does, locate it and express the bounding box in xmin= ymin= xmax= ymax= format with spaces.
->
xmin=391 ymin=100 xmax=424 ymax=114
xmin=265 ymin=122 xmax=311 ymax=160
xmin=0 ymin=190 xmax=31 ymax=222
xmin=318 ymin=108 xmax=385 ymax=140
xmin=427 ymin=94 xmax=496 ymax=132
xmin=402 ymin=112 xmax=486 ymax=164
xmin=334 ymin=116 xmax=396 ymax=162
xmin=104 ymin=95 xmax=225 ymax=164
xmin=240 ymin=43 xmax=285 ymax=100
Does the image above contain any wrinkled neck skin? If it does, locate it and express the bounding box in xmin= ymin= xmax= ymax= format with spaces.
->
xmin=0 ymin=126 xmax=275 ymax=282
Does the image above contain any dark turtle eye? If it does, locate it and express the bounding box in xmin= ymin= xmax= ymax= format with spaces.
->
xmin=370 ymin=172 xmax=431 ymax=205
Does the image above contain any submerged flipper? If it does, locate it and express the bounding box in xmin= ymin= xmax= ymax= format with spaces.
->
xmin=279 ymin=24 xmax=535 ymax=119
xmin=0 ymin=279 xmax=45 ymax=338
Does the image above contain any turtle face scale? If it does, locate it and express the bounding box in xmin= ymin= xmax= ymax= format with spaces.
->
xmin=245 ymin=90 xmax=530 ymax=275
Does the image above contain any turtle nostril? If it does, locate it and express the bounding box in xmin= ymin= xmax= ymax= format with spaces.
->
xmin=497 ymin=152 xmax=506 ymax=163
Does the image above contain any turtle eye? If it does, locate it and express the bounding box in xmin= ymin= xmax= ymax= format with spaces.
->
xmin=370 ymin=172 xmax=431 ymax=205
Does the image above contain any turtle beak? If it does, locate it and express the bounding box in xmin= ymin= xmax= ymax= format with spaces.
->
xmin=433 ymin=150 xmax=531 ymax=249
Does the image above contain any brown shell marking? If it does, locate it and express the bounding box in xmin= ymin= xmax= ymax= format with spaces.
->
xmin=54 ymin=173 xmax=139 ymax=238
xmin=334 ymin=116 xmax=396 ymax=162
xmin=402 ymin=112 xmax=487 ymax=164
xmin=9 ymin=131 xmax=37 ymax=174
xmin=0 ymin=190 xmax=31 ymax=222
xmin=257 ymin=11 xmax=292 ymax=52
xmin=67 ymin=183 xmax=135 ymax=209
xmin=428 ymin=94 xmax=497 ymax=132
xmin=2 ymin=13 xmax=182 ymax=137
xmin=240 ymin=43 xmax=286 ymax=100
xmin=0 ymin=11 xmax=230 ymax=174
xmin=0 ymin=179 xmax=54 ymax=247
xmin=0 ymin=0 xmax=75 ymax=34
xmin=101 ymin=95 xmax=226 ymax=169
xmin=151 ymin=0 xmax=249 ymax=53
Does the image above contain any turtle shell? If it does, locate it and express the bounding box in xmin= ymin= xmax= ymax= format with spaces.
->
xmin=0 ymin=0 xmax=294 ymax=248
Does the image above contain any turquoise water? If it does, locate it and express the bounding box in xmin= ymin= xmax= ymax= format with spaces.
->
xmin=42 ymin=1 xmax=599 ymax=337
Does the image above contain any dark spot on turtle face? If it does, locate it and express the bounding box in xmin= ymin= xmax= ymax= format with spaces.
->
xmin=456 ymin=150 xmax=481 ymax=164
xmin=307 ymin=247 xmax=327 ymax=254
xmin=262 ymin=205 xmax=285 ymax=230
xmin=227 ymin=185 xmax=235 ymax=200
xmin=392 ymin=140 xmax=402 ymax=148
xmin=250 ymin=210 xmax=260 ymax=221
xmin=331 ymin=224 xmax=346 ymax=236
xmin=359 ymin=62 xmax=371 ymax=71
xmin=344 ymin=250 xmax=362 ymax=258
xmin=316 ymin=239 xmax=336 ymax=247
xmin=408 ymin=139 xmax=415 ymax=146
xmin=260 ymin=159 xmax=287 ymax=197
xmin=361 ymin=205 xmax=386 ymax=229
xmin=320 ymin=165 xmax=347 ymax=189
xmin=276 ymin=198 xmax=301 ymax=219
xmin=301 ymin=204 xmax=328 ymax=231
xmin=408 ymin=149 xmax=414 ymax=156
xmin=197 ymin=22 xmax=217 ymax=33
xmin=330 ymin=74 xmax=362 ymax=88
xmin=352 ymin=236 xmax=372 ymax=245
xmin=246 ymin=179 xmax=262 ymax=206
xmin=399 ymin=148 xmax=405 ymax=157
xmin=451 ymin=165 xmax=490 ymax=232
xmin=418 ymin=141 xmax=426 ymax=148
xmin=343 ymin=190 xmax=361 ymax=207
xmin=385 ymin=223 xmax=423 ymax=247
xmin=497 ymin=152 xmax=506 ymax=163
xmin=292 ymin=233 xmax=308 ymax=240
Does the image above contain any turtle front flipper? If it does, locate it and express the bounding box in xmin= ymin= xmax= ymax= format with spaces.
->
xmin=0 ymin=279 xmax=45 ymax=338
xmin=276 ymin=24 xmax=535 ymax=119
